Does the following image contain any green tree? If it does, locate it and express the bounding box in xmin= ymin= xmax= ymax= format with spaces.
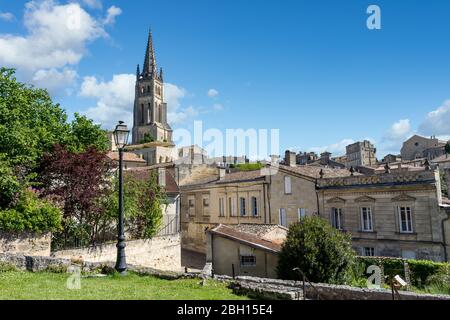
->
xmin=0 ymin=68 xmax=69 ymax=169
xmin=0 ymin=156 xmax=21 ymax=208
xmin=104 ymin=170 xmax=166 ymax=240
xmin=277 ymin=216 xmax=356 ymax=284
xmin=445 ymin=142 xmax=450 ymax=158
xmin=66 ymin=113 xmax=109 ymax=153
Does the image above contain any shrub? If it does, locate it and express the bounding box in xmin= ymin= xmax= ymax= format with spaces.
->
xmin=0 ymin=189 xmax=62 ymax=233
xmin=409 ymin=260 xmax=448 ymax=287
xmin=230 ymin=163 xmax=264 ymax=171
xmin=277 ymin=216 xmax=356 ymax=284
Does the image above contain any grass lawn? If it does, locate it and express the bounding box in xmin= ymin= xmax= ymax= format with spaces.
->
xmin=0 ymin=271 xmax=249 ymax=300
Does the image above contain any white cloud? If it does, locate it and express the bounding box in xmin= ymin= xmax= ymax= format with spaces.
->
xmin=213 ymin=103 xmax=223 ymax=111
xmin=386 ymin=119 xmax=411 ymax=140
xmin=80 ymin=74 xmax=135 ymax=129
xmin=80 ymin=75 xmax=197 ymax=129
xmin=102 ymin=6 xmax=121 ymax=25
xmin=0 ymin=12 xmax=15 ymax=22
xmin=0 ymin=0 xmax=121 ymax=94
xmin=378 ymin=119 xmax=413 ymax=157
xmin=419 ymin=100 xmax=450 ymax=137
xmin=308 ymin=138 xmax=355 ymax=156
xmin=32 ymin=67 xmax=78 ymax=94
xmin=81 ymin=0 xmax=102 ymax=9
xmin=207 ymin=88 xmax=219 ymax=98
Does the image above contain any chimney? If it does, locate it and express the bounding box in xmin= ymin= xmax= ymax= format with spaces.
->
xmin=158 ymin=167 xmax=166 ymax=187
xmin=218 ymin=167 xmax=226 ymax=180
xmin=270 ymin=154 xmax=280 ymax=164
xmin=285 ymin=150 xmax=297 ymax=167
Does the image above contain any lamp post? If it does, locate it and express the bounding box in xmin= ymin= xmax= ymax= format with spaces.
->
xmin=113 ymin=121 xmax=130 ymax=275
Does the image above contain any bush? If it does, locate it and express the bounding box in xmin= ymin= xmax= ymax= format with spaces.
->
xmin=357 ymin=256 xmax=450 ymax=289
xmin=0 ymin=189 xmax=62 ymax=233
xmin=230 ymin=163 xmax=263 ymax=171
xmin=0 ymin=157 xmax=21 ymax=208
xmin=277 ymin=216 xmax=356 ymax=284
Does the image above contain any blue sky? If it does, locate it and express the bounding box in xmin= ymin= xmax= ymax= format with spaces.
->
xmin=1 ymin=0 xmax=450 ymax=159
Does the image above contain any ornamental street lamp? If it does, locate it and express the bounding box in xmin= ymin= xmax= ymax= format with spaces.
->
xmin=113 ymin=121 xmax=130 ymax=275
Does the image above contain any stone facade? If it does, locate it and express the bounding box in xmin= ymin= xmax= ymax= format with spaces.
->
xmin=52 ymin=234 xmax=182 ymax=272
xmin=180 ymin=165 xmax=351 ymax=253
xmin=346 ymin=140 xmax=377 ymax=168
xmin=132 ymin=31 xmax=172 ymax=145
xmin=317 ymin=170 xmax=450 ymax=261
xmin=401 ymin=135 xmax=446 ymax=161
xmin=0 ymin=232 xmax=51 ymax=256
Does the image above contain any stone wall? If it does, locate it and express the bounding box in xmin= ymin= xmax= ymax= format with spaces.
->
xmin=0 ymin=232 xmax=51 ymax=256
xmin=232 ymin=276 xmax=450 ymax=301
xmin=52 ymin=234 xmax=181 ymax=272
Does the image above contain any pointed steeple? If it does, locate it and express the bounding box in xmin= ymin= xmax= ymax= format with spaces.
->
xmin=136 ymin=64 xmax=140 ymax=80
xmin=159 ymin=67 xmax=164 ymax=82
xmin=143 ymin=28 xmax=158 ymax=79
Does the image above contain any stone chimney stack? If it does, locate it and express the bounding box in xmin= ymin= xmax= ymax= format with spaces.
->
xmin=218 ymin=167 xmax=226 ymax=180
xmin=285 ymin=150 xmax=297 ymax=167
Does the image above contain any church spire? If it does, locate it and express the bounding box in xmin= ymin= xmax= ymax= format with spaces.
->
xmin=136 ymin=64 xmax=140 ymax=80
xmin=143 ymin=28 xmax=158 ymax=79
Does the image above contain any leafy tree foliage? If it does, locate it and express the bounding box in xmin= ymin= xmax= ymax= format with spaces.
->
xmin=0 ymin=68 xmax=69 ymax=169
xmin=277 ymin=216 xmax=356 ymax=284
xmin=0 ymin=189 xmax=62 ymax=233
xmin=0 ymin=156 xmax=21 ymax=208
xmin=66 ymin=113 xmax=110 ymax=153
xmin=39 ymin=145 xmax=115 ymax=245
xmin=139 ymin=133 xmax=155 ymax=144
xmin=103 ymin=170 xmax=166 ymax=240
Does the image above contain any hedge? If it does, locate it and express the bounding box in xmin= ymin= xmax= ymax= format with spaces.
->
xmin=357 ymin=256 xmax=449 ymax=288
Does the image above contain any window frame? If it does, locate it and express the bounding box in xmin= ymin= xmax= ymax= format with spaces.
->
xmin=398 ymin=206 xmax=413 ymax=233
xmin=331 ymin=207 xmax=343 ymax=230
xmin=284 ymin=176 xmax=292 ymax=194
xmin=251 ymin=196 xmax=258 ymax=217
xmin=363 ymin=247 xmax=375 ymax=257
xmin=239 ymin=197 xmax=246 ymax=217
xmin=298 ymin=208 xmax=306 ymax=221
xmin=360 ymin=207 xmax=373 ymax=232
xmin=240 ymin=255 xmax=256 ymax=267
xmin=279 ymin=208 xmax=287 ymax=227
xmin=219 ymin=198 xmax=225 ymax=217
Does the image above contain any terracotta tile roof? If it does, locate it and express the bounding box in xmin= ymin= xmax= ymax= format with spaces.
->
xmin=432 ymin=154 xmax=450 ymax=163
xmin=278 ymin=164 xmax=359 ymax=179
xmin=107 ymin=151 xmax=146 ymax=163
xmin=209 ymin=224 xmax=286 ymax=253
xmin=126 ymin=167 xmax=179 ymax=194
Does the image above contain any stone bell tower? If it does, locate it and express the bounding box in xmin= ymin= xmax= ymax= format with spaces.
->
xmin=132 ymin=30 xmax=172 ymax=145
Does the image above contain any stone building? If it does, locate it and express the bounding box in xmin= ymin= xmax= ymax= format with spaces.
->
xmin=180 ymin=164 xmax=354 ymax=253
xmin=345 ymin=140 xmax=377 ymax=168
xmin=309 ymin=152 xmax=346 ymax=169
xmin=128 ymin=30 xmax=175 ymax=166
xmin=296 ymin=152 xmax=319 ymax=165
xmin=317 ymin=169 xmax=450 ymax=262
xmin=400 ymin=135 xmax=446 ymax=161
xmin=206 ymin=224 xmax=287 ymax=278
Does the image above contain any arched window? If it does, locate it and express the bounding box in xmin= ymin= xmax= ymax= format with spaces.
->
xmin=147 ymin=86 xmax=151 ymax=93
xmin=141 ymin=104 xmax=144 ymax=124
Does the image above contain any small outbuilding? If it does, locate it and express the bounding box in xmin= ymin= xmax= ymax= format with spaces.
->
xmin=206 ymin=224 xmax=287 ymax=279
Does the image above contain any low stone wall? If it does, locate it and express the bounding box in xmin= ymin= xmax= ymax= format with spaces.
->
xmin=232 ymin=276 xmax=450 ymax=301
xmin=52 ymin=234 xmax=181 ymax=272
xmin=0 ymin=253 xmax=183 ymax=279
xmin=0 ymin=232 xmax=51 ymax=256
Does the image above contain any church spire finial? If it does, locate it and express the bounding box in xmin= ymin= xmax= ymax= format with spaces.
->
xmin=136 ymin=64 xmax=140 ymax=80
xmin=143 ymin=28 xmax=157 ymax=79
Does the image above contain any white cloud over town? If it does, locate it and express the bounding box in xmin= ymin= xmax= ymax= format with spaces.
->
xmin=0 ymin=0 xmax=120 ymax=95
xmin=418 ymin=100 xmax=450 ymax=138
xmin=79 ymin=74 xmax=200 ymax=129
